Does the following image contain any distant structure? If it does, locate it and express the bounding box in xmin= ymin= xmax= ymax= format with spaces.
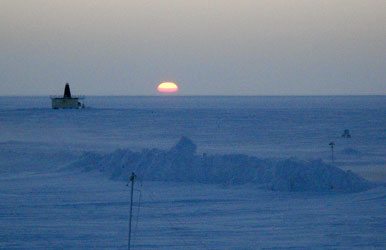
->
xmin=329 ymin=141 xmax=335 ymax=163
xmin=341 ymin=129 xmax=351 ymax=138
xmin=50 ymin=83 xmax=84 ymax=109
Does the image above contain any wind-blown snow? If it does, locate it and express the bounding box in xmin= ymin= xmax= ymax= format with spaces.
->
xmin=68 ymin=137 xmax=374 ymax=192
xmin=340 ymin=147 xmax=362 ymax=156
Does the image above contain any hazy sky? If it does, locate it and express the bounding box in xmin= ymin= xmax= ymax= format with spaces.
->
xmin=1 ymin=0 xmax=385 ymax=95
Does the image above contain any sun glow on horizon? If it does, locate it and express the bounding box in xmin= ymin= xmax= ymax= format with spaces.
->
xmin=157 ymin=82 xmax=179 ymax=93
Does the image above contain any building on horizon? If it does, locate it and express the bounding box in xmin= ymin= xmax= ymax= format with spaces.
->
xmin=50 ymin=83 xmax=84 ymax=109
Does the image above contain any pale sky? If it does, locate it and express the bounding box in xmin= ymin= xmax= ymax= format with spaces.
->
xmin=1 ymin=0 xmax=385 ymax=95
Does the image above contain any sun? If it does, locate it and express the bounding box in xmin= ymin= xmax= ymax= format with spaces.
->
xmin=157 ymin=82 xmax=179 ymax=94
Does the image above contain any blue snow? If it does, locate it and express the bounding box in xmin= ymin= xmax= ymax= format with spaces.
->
xmin=0 ymin=96 xmax=385 ymax=248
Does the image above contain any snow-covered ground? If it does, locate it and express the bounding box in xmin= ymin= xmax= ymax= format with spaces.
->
xmin=0 ymin=96 xmax=385 ymax=249
xmin=0 ymin=171 xmax=385 ymax=249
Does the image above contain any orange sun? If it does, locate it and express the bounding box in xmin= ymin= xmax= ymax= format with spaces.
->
xmin=157 ymin=82 xmax=179 ymax=94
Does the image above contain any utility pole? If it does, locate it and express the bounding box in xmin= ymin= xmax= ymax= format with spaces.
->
xmin=329 ymin=142 xmax=335 ymax=163
xmin=128 ymin=172 xmax=136 ymax=250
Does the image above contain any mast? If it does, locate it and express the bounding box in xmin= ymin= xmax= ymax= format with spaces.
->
xmin=128 ymin=172 xmax=136 ymax=250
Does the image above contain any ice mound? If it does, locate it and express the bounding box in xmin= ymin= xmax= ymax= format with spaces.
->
xmin=169 ymin=136 xmax=197 ymax=156
xmin=67 ymin=137 xmax=374 ymax=192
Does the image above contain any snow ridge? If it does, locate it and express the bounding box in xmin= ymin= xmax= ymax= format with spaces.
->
xmin=67 ymin=137 xmax=374 ymax=192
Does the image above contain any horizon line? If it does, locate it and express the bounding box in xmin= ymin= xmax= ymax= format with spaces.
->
xmin=0 ymin=94 xmax=385 ymax=98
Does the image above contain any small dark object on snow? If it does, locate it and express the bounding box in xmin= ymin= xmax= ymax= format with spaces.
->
xmin=342 ymin=129 xmax=351 ymax=138
xmin=329 ymin=142 xmax=335 ymax=163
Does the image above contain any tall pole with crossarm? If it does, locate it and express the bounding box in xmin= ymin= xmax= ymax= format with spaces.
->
xmin=128 ymin=172 xmax=136 ymax=250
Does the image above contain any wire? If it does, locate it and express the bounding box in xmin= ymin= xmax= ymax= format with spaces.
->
xmin=131 ymin=186 xmax=142 ymax=246
xmin=146 ymin=190 xmax=209 ymax=249
xmin=130 ymin=166 xmax=209 ymax=249
xmin=146 ymin=190 xmax=195 ymax=249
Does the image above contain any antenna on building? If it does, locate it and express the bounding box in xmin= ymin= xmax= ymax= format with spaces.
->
xmin=64 ymin=83 xmax=72 ymax=98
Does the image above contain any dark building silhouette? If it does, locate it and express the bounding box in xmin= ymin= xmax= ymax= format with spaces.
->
xmin=50 ymin=83 xmax=84 ymax=109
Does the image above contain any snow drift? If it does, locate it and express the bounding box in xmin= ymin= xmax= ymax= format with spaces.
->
xmin=67 ymin=137 xmax=374 ymax=192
